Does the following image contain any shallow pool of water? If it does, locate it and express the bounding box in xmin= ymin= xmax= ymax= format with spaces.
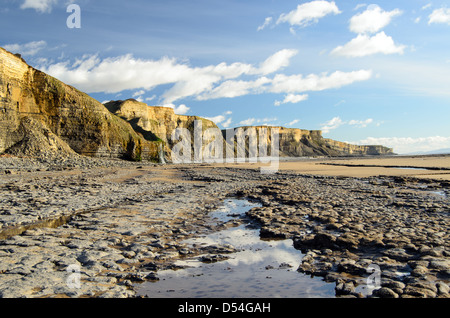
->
xmin=137 ymin=199 xmax=336 ymax=298
xmin=429 ymin=190 xmax=447 ymax=198
xmin=394 ymin=167 xmax=428 ymax=171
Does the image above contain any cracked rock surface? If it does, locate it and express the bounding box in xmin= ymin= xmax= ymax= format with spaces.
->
xmin=0 ymin=156 xmax=448 ymax=298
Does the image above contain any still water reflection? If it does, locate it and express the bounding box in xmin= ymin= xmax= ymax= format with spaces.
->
xmin=137 ymin=199 xmax=336 ymax=298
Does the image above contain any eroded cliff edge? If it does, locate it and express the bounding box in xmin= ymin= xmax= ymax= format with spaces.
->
xmin=104 ymin=99 xmax=235 ymax=161
xmin=0 ymin=47 xmax=161 ymax=161
xmin=1 ymin=46 xmax=393 ymax=162
xmin=227 ymin=126 xmax=393 ymax=157
xmin=105 ymin=99 xmax=393 ymax=160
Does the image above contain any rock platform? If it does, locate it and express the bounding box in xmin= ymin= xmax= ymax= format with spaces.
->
xmin=0 ymin=156 xmax=448 ymax=298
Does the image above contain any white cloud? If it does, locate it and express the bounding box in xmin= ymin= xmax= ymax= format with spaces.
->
xmin=163 ymin=103 xmax=190 ymax=115
xmin=353 ymin=4 xmax=368 ymax=11
xmin=205 ymin=115 xmax=226 ymax=124
xmin=41 ymin=49 xmax=299 ymax=105
xmin=348 ymin=118 xmax=373 ymax=128
xmin=334 ymin=100 xmax=346 ymax=107
xmin=333 ymin=5 xmax=405 ymax=59
xmin=350 ymin=5 xmax=402 ymax=34
xmin=239 ymin=117 xmax=278 ymax=126
xmin=353 ymin=136 xmax=450 ymax=154
xmin=321 ymin=117 xmax=344 ymax=133
xmin=3 ymin=40 xmax=47 ymax=56
xmin=222 ymin=117 xmax=233 ymax=128
xmin=428 ymin=8 xmax=450 ymax=25
xmin=198 ymin=77 xmax=271 ymax=100
xmin=321 ymin=117 xmax=374 ymax=133
xmin=277 ymin=1 xmax=341 ymax=27
xmin=286 ymin=119 xmax=300 ymax=127
xmin=257 ymin=17 xmax=273 ymax=31
xmin=132 ymin=90 xmax=146 ymax=98
xmin=261 ymin=117 xmax=278 ymax=123
xmin=199 ymin=69 xmax=371 ymax=101
xmin=269 ymin=70 xmax=373 ymax=93
xmin=43 ymin=54 xmax=230 ymax=101
xmin=163 ymin=104 xmax=190 ymax=115
xmin=204 ymin=111 xmax=234 ymax=128
xmin=331 ymin=32 xmax=406 ymax=57
xmin=239 ymin=118 xmax=256 ymax=126
xmin=173 ymin=104 xmax=190 ymax=115
xmin=274 ymin=94 xmax=308 ymax=106
xmin=20 ymin=0 xmax=58 ymax=13
xmin=40 ymin=50 xmax=372 ymax=106
xmin=255 ymin=49 xmax=298 ymax=75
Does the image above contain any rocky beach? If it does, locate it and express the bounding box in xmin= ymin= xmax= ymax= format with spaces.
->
xmin=0 ymin=42 xmax=449 ymax=299
xmin=0 ymin=154 xmax=448 ymax=298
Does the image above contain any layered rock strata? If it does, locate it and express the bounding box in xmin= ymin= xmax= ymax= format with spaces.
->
xmin=224 ymin=126 xmax=394 ymax=158
xmin=104 ymin=99 xmax=235 ymax=161
xmin=1 ymin=46 xmax=393 ymax=161
xmin=0 ymin=47 xmax=161 ymax=161
xmin=105 ymin=100 xmax=393 ymax=160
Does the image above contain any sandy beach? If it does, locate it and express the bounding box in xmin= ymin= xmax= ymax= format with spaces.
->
xmin=213 ymin=155 xmax=450 ymax=180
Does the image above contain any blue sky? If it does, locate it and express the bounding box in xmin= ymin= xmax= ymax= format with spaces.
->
xmin=1 ymin=0 xmax=450 ymax=154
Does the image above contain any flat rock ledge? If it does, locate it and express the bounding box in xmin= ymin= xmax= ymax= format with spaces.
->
xmin=243 ymin=174 xmax=449 ymax=298
xmin=0 ymin=156 xmax=449 ymax=298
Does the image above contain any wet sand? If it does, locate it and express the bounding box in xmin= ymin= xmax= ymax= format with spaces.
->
xmin=212 ymin=155 xmax=450 ymax=180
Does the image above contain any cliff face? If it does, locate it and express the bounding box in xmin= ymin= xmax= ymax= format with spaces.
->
xmin=104 ymin=99 xmax=234 ymax=161
xmin=102 ymin=99 xmax=393 ymax=160
xmin=223 ymin=126 xmax=394 ymax=158
xmin=104 ymin=99 xmax=212 ymax=147
xmin=323 ymin=138 xmax=393 ymax=156
xmin=0 ymin=45 xmax=392 ymax=162
xmin=0 ymin=47 xmax=161 ymax=161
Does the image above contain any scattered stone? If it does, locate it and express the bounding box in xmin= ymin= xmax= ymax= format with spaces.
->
xmin=404 ymin=286 xmax=437 ymax=298
xmin=335 ymin=281 xmax=355 ymax=296
xmin=199 ymin=254 xmax=229 ymax=263
xmin=373 ymin=287 xmax=399 ymax=298
xmin=0 ymin=161 xmax=448 ymax=299
xmin=436 ymin=282 xmax=449 ymax=296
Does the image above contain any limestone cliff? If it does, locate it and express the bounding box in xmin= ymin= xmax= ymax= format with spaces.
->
xmin=0 ymin=45 xmax=392 ymax=162
xmin=104 ymin=99 xmax=235 ymax=161
xmin=103 ymin=99 xmax=393 ymax=160
xmin=0 ymin=47 xmax=161 ymax=161
xmin=225 ymin=126 xmax=394 ymax=157
xmin=322 ymin=138 xmax=393 ymax=156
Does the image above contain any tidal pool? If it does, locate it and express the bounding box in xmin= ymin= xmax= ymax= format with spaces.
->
xmin=137 ymin=199 xmax=336 ymax=298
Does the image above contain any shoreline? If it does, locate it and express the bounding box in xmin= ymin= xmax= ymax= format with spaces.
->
xmin=0 ymin=154 xmax=448 ymax=298
xmin=214 ymin=154 xmax=450 ymax=179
